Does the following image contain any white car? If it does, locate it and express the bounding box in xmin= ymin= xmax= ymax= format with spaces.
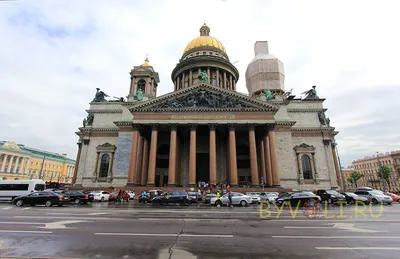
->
xmin=127 ymin=191 xmax=136 ymax=200
xmin=246 ymin=192 xmax=261 ymax=204
xmin=91 ymin=191 xmax=110 ymax=202
xmin=210 ymin=192 xmax=252 ymax=206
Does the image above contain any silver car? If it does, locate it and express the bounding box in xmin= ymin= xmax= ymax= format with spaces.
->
xmin=246 ymin=192 xmax=261 ymax=204
xmin=354 ymin=190 xmax=393 ymax=205
xmin=210 ymin=192 xmax=252 ymax=206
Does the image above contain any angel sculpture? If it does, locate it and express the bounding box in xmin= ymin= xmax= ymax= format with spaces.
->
xmin=92 ymin=88 xmax=109 ymax=102
xmin=264 ymin=89 xmax=274 ymax=100
xmin=301 ymin=85 xmax=319 ymax=99
xmin=198 ymin=70 xmax=208 ymax=82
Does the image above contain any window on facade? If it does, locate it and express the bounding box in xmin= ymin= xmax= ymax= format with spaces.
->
xmin=301 ymin=155 xmax=313 ymax=180
xmin=99 ymin=154 xmax=110 ymax=178
xmin=137 ymin=79 xmax=146 ymax=93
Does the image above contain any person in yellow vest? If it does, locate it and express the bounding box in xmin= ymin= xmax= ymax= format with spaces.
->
xmin=216 ymin=190 xmax=221 ymax=207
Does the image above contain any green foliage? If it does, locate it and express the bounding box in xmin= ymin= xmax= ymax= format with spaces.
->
xmin=347 ymin=171 xmax=364 ymax=188
xmin=378 ymin=165 xmax=393 ymax=188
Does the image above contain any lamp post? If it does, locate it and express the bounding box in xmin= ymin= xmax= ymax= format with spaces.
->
xmin=376 ymin=152 xmax=387 ymax=192
xmin=38 ymin=156 xmax=46 ymax=179
xmin=333 ymin=141 xmax=346 ymax=192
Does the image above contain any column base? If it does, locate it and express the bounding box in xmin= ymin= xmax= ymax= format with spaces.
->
xmin=146 ymin=184 xmax=155 ymax=187
xmin=251 ymin=184 xmax=260 ymax=188
xmin=272 ymin=184 xmax=281 ymax=188
xmin=187 ymin=184 xmax=196 ymax=187
xmin=167 ymin=184 xmax=178 ymax=187
xmin=229 ymin=184 xmax=239 ymax=188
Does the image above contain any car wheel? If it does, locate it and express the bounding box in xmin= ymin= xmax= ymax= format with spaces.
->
xmin=16 ymin=200 xmax=23 ymax=207
xmin=388 ymin=202 xmax=392 ymax=205
xmin=74 ymin=198 xmax=81 ymax=205
xmin=45 ymin=200 xmax=52 ymax=207
xmin=58 ymin=204 xmax=63 ymax=207
xmin=372 ymin=198 xmax=379 ymax=205
xmin=216 ymin=200 xmax=223 ymax=207
xmin=240 ymin=200 xmax=247 ymax=207
xmin=101 ymin=197 xmax=104 ymax=202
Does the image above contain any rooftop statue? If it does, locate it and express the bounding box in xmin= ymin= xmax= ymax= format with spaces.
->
xmin=92 ymin=88 xmax=109 ymax=102
xmin=302 ymin=85 xmax=319 ymax=99
xmin=86 ymin=114 xmax=94 ymax=126
xmin=113 ymin=96 xmax=125 ymax=102
xmin=318 ymin=111 xmax=327 ymax=125
xmin=264 ymin=89 xmax=274 ymax=100
xmin=137 ymin=88 xmax=144 ymax=101
xmin=198 ymin=70 xmax=208 ymax=82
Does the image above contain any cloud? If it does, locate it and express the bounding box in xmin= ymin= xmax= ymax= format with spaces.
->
xmin=0 ymin=0 xmax=399 ymax=167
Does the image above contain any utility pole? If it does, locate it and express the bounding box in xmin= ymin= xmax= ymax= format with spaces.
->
xmin=333 ymin=141 xmax=346 ymax=192
xmin=38 ymin=155 xmax=46 ymax=179
xmin=376 ymin=152 xmax=387 ymax=192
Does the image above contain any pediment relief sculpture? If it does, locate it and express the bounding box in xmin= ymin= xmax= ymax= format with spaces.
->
xmin=294 ymin=143 xmax=316 ymax=152
xmin=96 ymin=142 xmax=116 ymax=151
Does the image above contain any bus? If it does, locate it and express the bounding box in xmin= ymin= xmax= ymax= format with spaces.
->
xmin=0 ymin=179 xmax=46 ymax=201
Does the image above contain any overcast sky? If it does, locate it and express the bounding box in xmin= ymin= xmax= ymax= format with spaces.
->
xmin=1 ymin=0 xmax=399 ymax=167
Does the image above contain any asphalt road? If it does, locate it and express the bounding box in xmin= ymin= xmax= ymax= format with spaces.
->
xmin=0 ymin=201 xmax=400 ymax=259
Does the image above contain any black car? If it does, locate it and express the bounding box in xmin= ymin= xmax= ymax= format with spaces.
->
xmin=139 ymin=190 xmax=163 ymax=204
xmin=55 ymin=190 xmax=89 ymax=205
xmin=187 ymin=191 xmax=201 ymax=203
xmin=152 ymin=191 xmax=191 ymax=205
xmin=275 ymin=192 xmax=321 ymax=206
xmin=341 ymin=192 xmax=370 ymax=204
xmin=13 ymin=191 xmax=67 ymax=207
xmin=316 ymin=190 xmax=346 ymax=204
xmin=81 ymin=190 xmax=94 ymax=202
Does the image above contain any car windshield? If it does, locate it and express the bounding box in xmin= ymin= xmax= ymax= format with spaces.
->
xmin=345 ymin=192 xmax=356 ymax=197
xmin=187 ymin=192 xmax=197 ymax=195
xmin=326 ymin=190 xmax=340 ymax=195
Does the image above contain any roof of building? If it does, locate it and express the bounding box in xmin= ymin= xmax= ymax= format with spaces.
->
xmin=0 ymin=141 xmax=75 ymax=164
xmin=183 ymin=23 xmax=226 ymax=55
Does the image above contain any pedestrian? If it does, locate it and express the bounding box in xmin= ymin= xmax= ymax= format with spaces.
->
xmin=228 ymin=189 xmax=232 ymax=207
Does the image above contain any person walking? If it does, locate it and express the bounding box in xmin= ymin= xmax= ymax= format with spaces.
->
xmin=228 ymin=189 xmax=233 ymax=207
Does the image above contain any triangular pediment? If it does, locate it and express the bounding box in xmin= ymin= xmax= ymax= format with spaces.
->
xmin=130 ymin=84 xmax=278 ymax=112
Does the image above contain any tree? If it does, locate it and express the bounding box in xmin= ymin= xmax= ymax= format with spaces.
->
xmin=377 ymin=165 xmax=393 ymax=190
xmin=347 ymin=171 xmax=364 ymax=188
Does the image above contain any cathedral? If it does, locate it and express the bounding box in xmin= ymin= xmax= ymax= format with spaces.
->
xmin=72 ymin=24 xmax=341 ymax=190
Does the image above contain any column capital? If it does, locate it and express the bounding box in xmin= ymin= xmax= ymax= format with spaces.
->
xmin=228 ymin=123 xmax=237 ymax=131
xmin=208 ymin=124 xmax=217 ymax=130
xmin=132 ymin=124 xmax=140 ymax=130
xmin=189 ymin=123 xmax=198 ymax=130
xmin=150 ymin=123 xmax=159 ymax=130
xmin=247 ymin=123 xmax=256 ymax=131
xmin=169 ymin=124 xmax=178 ymax=131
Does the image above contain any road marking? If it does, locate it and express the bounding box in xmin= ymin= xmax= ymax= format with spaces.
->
xmin=316 ymin=247 xmax=400 ymax=250
xmin=0 ymin=230 xmax=52 ymax=234
xmin=284 ymin=223 xmax=386 ymax=233
xmin=14 ymin=216 xmax=121 ymax=221
xmin=23 ymin=207 xmax=32 ymax=210
xmin=138 ymin=218 xmax=240 ymax=222
xmin=1 ymin=207 xmax=12 ymax=210
xmin=0 ymin=222 xmax=42 ymax=225
xmin=37 ymin=220 xmax=90 ymax=229
xmin=270 ymin=219 xmax=400 ymax=222
xmin=46 ymin=212 xmax=108 ymax=216
xmin=88 ymin=212 xmax=108 ymax=215
xmin=273 ymin=236 xmax=400 ymax=239
xmin=95 ymin=233 xmax=233 ymax=238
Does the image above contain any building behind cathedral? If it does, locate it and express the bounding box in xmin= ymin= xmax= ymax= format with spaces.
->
xmin=73 ymin=24 xmax=341 ymax=190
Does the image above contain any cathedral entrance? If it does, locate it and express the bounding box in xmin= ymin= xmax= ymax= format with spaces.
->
xmin=196 ymin=153 xmax=209 ymax=183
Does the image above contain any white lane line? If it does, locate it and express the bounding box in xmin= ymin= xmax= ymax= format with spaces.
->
xmin=23 ymin=207 xmax=32 ymax=210
xmin=316 ymin=247 xmax=400 ymax=250
xmin=273 ymin=236 xmax=400 ymax=239
xmin=269 ymin=219 xmax=400 ymax=222
xmin=0 ymin=222 xmax=42 ymax=225
xmin=95 ymin=233 xmax=233 ymax=238
xmin=46 ymin=212 xmax=108 ymax=216
xmin=1 ymin=207 xmax=12 ymax=210
xmin=284 ymin=226 xmax=332 ymax=229
xmin=0 ymin=230 xmax=52 ymax=234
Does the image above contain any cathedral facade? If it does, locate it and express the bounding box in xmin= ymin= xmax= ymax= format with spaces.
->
xmin=72 ymin=24 xmax=341 ymax=190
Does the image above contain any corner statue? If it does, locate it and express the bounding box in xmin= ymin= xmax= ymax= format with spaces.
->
xmin=264 ymin=89 xmax=274 ymax=100
xmin=198 ymin=70 xmax=208 ymax=82
xmin=136 ymin=88 xmax=144 ymax=101
xmin=302 ymin=85 xmax=319 ymax=99
xmin=92 ymin=88 xmax=109 ymax=102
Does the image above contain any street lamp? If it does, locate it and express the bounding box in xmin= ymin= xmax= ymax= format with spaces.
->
xmin=376 ymin=152 xmax=387 ymax=192
xmin=332 ymin=141 xmax=346 ymax=192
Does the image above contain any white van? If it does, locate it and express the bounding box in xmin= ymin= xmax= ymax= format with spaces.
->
xmin=0 ymin=179 xmax=46 ymax=201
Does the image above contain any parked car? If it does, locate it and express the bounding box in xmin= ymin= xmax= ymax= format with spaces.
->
xmin=138 ymin=190 xmax=163 ymax=203
xmin=275 ymin=192 xmax=321 ymax=207
xmin=246 ymin=192 xmax=261 ymax=204
xmin=341 ymin=192 xmax=369 ymax=204
xmin=13 ymin=191 xmax=68 ymax=207
xmin=354 ymin=190 xmax=393 ymax=205
xmin=55 ymin=190 xmax=89 ymax=205
xmin=187 ymin=191 xmax=201 ymax=203
xmin=259 ymin=192 xmax=279 ymax=203
xmin=316 ymin=189 xmax=346 ymax=204
xmin=210 ymin=192 xmax=252 ymax=207
xmin=205 ymin=193 xmax=217 ymax=204
xmin=81 ymin=190 xmax=94 ymax=202
xmin=91 ymin=191 xmax=110 ymax=202
xmin=355 ymin=187 xmax=374 ymax=192
xmin=152 ymin=191 xmax=191 ymax=205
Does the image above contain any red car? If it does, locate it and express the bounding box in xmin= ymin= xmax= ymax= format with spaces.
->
xmin=385 ymin=192 xmax=400 ymax=203
xmin=108 ymin=191 xmax=130 ymax=202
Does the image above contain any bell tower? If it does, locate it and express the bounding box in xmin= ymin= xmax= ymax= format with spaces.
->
xmin=128 ymin=57 xmax=160 ymax=102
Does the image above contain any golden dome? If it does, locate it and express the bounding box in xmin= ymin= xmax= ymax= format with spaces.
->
xmin=183 ymin=23 xmax=226 ymax=55
xmin=141 ymin=56 xmax=151 ymax=67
